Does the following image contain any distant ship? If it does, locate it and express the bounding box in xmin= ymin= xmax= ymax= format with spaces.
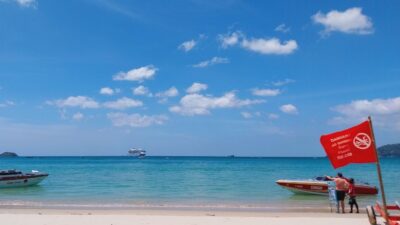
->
xmin=128 ymin=148 xmax=146 ymax=158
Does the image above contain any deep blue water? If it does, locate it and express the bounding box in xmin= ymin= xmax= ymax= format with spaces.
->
xmin=0 ymin=157 xmax=398 ymax=209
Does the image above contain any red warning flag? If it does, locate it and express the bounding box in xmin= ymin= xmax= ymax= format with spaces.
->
xmin=320 ymin=120 xmax=378 ymax=169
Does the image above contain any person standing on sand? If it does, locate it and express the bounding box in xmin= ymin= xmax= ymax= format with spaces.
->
xmin=348 ymin=178 xmax=359 ymax=213
xmin=326 ymin=172 xmax=349 ymax=213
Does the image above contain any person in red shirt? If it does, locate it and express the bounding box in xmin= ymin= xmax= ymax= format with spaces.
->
xmin=348 ymin=178 xmax=359 ymax=213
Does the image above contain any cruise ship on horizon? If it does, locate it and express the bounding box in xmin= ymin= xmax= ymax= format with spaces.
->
xmin=128 ymin=148 xmax=146 ymax=158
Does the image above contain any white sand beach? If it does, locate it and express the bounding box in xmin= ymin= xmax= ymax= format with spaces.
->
xmin=0 ymin=209 xmax=373 ymax=225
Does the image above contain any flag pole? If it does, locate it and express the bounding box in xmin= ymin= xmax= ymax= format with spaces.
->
xmin=368 ymin=116 xmax=389 ymax=221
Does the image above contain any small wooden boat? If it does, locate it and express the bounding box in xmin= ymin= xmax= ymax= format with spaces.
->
xmin=276 ymin=176 xmax=378 ymax=195
xmin=0 ymin=169 xmax=48 ymax=188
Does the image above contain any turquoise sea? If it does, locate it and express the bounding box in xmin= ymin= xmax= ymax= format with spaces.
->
xmin=0 ymin=157 xmax=399 ymax=210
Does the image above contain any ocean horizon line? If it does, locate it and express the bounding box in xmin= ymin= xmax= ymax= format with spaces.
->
xmin=3 ymin=155 xmax=328 ymax=158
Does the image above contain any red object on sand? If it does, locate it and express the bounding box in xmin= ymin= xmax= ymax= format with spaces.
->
xmin=320 ymin=120 xmax=377 ymax=169
xmin=369 ymin=202 xmax=400 ymax=225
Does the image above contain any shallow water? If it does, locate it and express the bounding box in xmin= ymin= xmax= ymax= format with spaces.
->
xmin=0 ymin=157 xmax=398 ymax=209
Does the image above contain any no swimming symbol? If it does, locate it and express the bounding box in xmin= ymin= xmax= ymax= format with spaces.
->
xmin=353 ymin=133 xmax=371 ymax=150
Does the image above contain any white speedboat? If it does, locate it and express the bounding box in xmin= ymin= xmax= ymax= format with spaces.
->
xmin=0 ymin=169 xmax=48 ymax=188
xmin=128 ymin=148 xmax=146 ymax=158
xmin=276 ymin=176 xmax=378 ymax=196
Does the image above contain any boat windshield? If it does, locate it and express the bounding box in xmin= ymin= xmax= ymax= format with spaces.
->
xmin=315 ymin=176 xmax=330 ymax=181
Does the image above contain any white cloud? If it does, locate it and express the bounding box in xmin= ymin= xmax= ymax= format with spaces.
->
xmin=272 ymin=78 xmax=295 ymax=86
xmin=178 ymin=40 xmax=196 ymax=52
xmin=170 ymin=92 xmax=265 ymax=116
xmin=113 ymin=65 xmax=158 ymax=82
xmin=334 ymin=98 xmax=400 ymax=116
xmin=99 ymin=87 xmax=115 ymax=95
xmin=268 ymin=113 xmax=280 ymax=120
xmin=312 ymin=7 xmax=373 ymax=35
xmin=186 ymin=82 xmax=208 ymax=94
xmin=280 ymin=104 xmax=298 ymax=114
xmin=107 ymin=113 xmax=168 ymax=127
xmin=103 ymin=97 xmax=143 ymax=110
xmin=218 ymin=31 xmax=298 ymax=55
xmin=155 ymin=87 xmax=179 ymax=98
xmin=48 ymin=96 xmax=100 ymax=109
xmin=16 ymin=0 xmax=35 ymax=7
xmin=193 ymin=57 xmax=229 ymax=68
xmin=1 ymin=0 xmax=37 ymax=8
xmin=155 ymin=87 xmax=179 ymax=103
xmin=218 ymin=31 xmax=242 ymax=48
xmin=241 ymin=38 xmax=298 ymax=55
xmin=0 ymin=100 xmax=15 ymax=108
xmin=252 ymin=88 xmax=281 ymax=97
xmin=330 ymin=97 xmax=400 ymax=129
xmin=132 ymin=85 xmax=151 ymax=96
xmin=275 ymin=24 xmax=290 ymax=33
xmin=241 ymin=112 xmax=253 ymax=119
xmin=241 ymin=111 xmax=261 ymax=119
xmin=72 ymin=112 xmax=84 ymax=121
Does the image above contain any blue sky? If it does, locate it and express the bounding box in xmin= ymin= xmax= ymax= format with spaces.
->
xmin=0 ymin=0 xmax=399 ymax=156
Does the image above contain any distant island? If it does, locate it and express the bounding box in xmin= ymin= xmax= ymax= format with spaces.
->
xmin=0 ymin=152 xmax=18 ymax=157
xmin=378 ymin=144 xmax=400 ymax=157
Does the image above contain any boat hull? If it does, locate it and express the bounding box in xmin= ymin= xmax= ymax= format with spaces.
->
xmin=0 ymin=174 xmax=48 ymax=188
xmin=276 ymin=179 xmax=378 ymax=195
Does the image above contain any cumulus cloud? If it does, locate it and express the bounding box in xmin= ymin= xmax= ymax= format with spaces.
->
xmin=272 ymin=78 xmax=295 ymax=86
xmin=330 ymin=97 xmax=400 ymax=129
xmin=193 ymin=57 xmax=229 ymax=68
xmin=72 ymin=112 xmax=84 ymax=121
xmin=48 ymin=96 xmax=100 ymax=109
xmin=241 ymin=112 xmax=253 ymax=119
xmin=218 ymin=31 xmax=243 ymax=48
xmin=241 ymin=38 xmax=298 ymax=55
xmin=252 ymin=88 xmax=281 ymax=97
xmin=275 ymin=24 xmax=290 ymax=33
xmin=1 ymin=0 xmax=37 ymax=8
xmin=155 ymin=87 xmax=179 ymax=98
xmin=16 ymin=0 xmax=35 ymax=7
xmin=240 ymin=111 xmax=261 ymax=119
xmin=170 ymin=92 xmax=265 ymax=116
xmin=218 ymin=30 xmax=297 ymax=55
xmin=132 ymin=85 xmax=151 ymax=96
xmin=178 ymin=39 xmax=196 ymax=52
xmin=312 ymin=7 xmax=373 ymax=35
xmin=99 ymin=87 xmax=117 ymax=95
xmin=186 ymin=82 xmax=208 ymax=94
xmin=103 ymin=97 xmax=143 ymax=110
xmin=0 ymin=100 xmax=15 ymax=108
xmin=268 ymin=113 xmax=280 ymax=120
xmin=155 ymin=87 xmax=179 ymax=103
xmin=107 ymin=113 xmax=168 ymax=127
xmin=113 ymin=65 xmax=158 ymax=82
xmin=47 ymin=96 xmax=143 ymax=111
xmin=280 ymin=104 xmax=298 ymax=114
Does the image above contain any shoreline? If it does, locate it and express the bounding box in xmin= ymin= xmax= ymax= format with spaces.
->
xmin=0 ymin=208 xmax=371 ymax=225
xmin=0 ymin=200 xmax=341 ymax=213
xmin=0 ymin=201 xmax=368 ymax=214
xmin=0 ymin=207 xmax=366 ymax=216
